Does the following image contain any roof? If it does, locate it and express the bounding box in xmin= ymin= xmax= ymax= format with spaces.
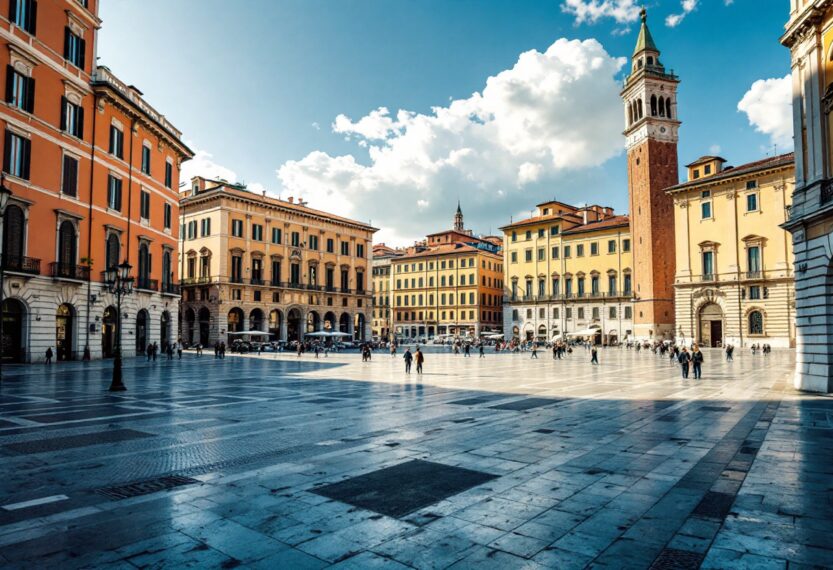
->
xmin=560 ymin=216 xmax=630 ymax=236
xmin=685 ymin=156 xmax=727 ymax=168
xmin=394 ymin=242 xmax=500 ymax=261
xmin=666 ymin=153 xmax=795 ymax=194
xmin=182 ymin=184 xmax=378 ymax=232
xmin=633 ymin=9 xmax=658 ymax=55
xmin=499 ymin=211 xmax=582 ymax=232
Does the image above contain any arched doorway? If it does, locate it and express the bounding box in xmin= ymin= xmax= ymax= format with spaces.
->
xmin=249 ymin=308 xmax=264 ymax=332
xmin=102 ymin=306 xmax=117 ymax=358
xmin=160 ymin=311 xmax=171 ymax=350
xmin=1 ymin=299 xmax=25 ymax=362
xmin=227 ymin=308 xmax=243 ymax=334
xmin=268 ymin=309 xmax=282 ymax=340
xmin=339 ymin=313 xmax=351 ymax=334
xmin=306 ymin=311 xmax=320 ymax=334
xmin=135 ymin=309 xmax=149 ymax=353
xmin=699 ymin=303 xmax=724 ymax=348
xmin=198 ymin=307 xmax=210 ymax=346
xmin=287 ymin=308 xmax=303 ymax=342
xmin=323 ymin=311 xmax=336 ymax=332
xmin=537 ymin=325 xmax=547 ymax=341
xmin=354 ymin=313 xmax=366 ymax=341
xmin=184 ymin=308 xmax=195 ymax=345
xmin=524 ymin=326 xmax=533 ymax=342
xmin=56 ymin=304 xmax=75 ymax=361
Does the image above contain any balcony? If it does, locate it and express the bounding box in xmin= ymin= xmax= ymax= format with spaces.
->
xmin=700 ymin=273 xmax=716 ymax=282
xmin=324 ymin=285 xmax=337 ymax=293
xmin=745 ymin=271 xmax=762 ymax=280
xmin=51 ymin=262 xmax=89 ymax=282
xmin=270 ymin=279 xmax=282 ymax=287
xmin=2 ymin=255 xmax=40 ymax=275
xmin=161 ymin=282 xmax=180 ymax=296
xmin=230 ymin=276 xmax=244 ymax=284
xmin=136 ymin=277 xmax=159 ymax=291
xmin=249 ymin=277 xmax=265 ymax=286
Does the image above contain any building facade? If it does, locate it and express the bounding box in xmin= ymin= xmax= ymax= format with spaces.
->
xmin=622 ymin=9 xmax=680 ymax=341
xmin=0 ymin=0 xmax=191 ymax=363
xmin=782 ymin=0 xmax=833 ymax=392
xmin=391 ymin=207 xmax=503 ymax=340
xmin=371 ymin=243 xmax=401 ymax=341
xmin=179 ymin=177 xmax=376 ymax=346
xmin=502 ymin=202 xmax=634 ymax=344
xmin=668 ymin=154 xmax=796 ymax=348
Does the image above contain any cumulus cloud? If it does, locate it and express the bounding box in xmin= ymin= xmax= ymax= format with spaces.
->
xmin=180 ymin=148 xmax=237 ymax=187
xmin=560 ymin=0 xmax=641 ymax=25
xmin=666 ymin=0 xmax=698 ymax=27
xmin=737 ymin=75 xmax=793 ymax=149
xmin=277 ymin=38 xmax=627 ymax=244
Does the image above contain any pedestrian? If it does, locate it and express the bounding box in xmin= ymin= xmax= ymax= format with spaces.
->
xmin=196 ymin=344 xmax=202 ymax=356
xmin=297 ymin=343 xmax=303 ymax=357
xmin=464 ymin=344 xmax=470 ymax=357
xmin=678 ymin=347 xmax=691 ymax=379
xmin=219 ymin=342 xmax=226 ymax=359
xmin=691 ymin=344 xmax=704 ymax=379
xmin=315 ymin=345 xmax=320 ymax=359
xmin=726 ymin=344 xmax=734 ymax=361
xmin=415 ymin=347 xmax=424 ymax=374
xmin=177 ymin=341 xmax=183 ymax=360
xmin=479 ymin=344 xmax=485 ymax=358
xmin=214 ymin=343 xmax=219 ymax=359
xmin=531 ymin=343 xmax=538 ymax=359
xmin=45 ymin=347 xmax=53 ymax=365
xmin=390 ymin=343 xmax=397 ymax=357
xmin=403 ymin=348 xmax=413 ymax=374
xmin=590 ymin=346 xmax=598 ymax=365
xmin=147 ymin=342 xmax=153 ymax=361
xmin=167 ymin=343 xmax=174 ymax=360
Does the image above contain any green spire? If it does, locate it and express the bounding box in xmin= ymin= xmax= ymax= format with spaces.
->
xmin=633 ymin=7 xmax=659 ymax=56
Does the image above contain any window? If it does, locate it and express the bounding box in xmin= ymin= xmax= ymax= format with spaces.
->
xmin=525 ymin=249 xmax=532 ymax=262
xmin=200 ymin=218 xmax=211 ymax=236
xmin=109 ymin=126 xmax=123 ymax=159
xmin=537 ymin=248 xmax=545 ymax=261
xmin=701 ymin=201 xmax=712 ymax=219
xmin=749 ymin=286 xmax=761 ymax=300
xmin=6 ymin=66 xmax=35 ymax=113
xmin=693 ymin=169 xmax=700 ymax=180
xmin=60 ymin=97 xmax=84 ymax=138
xmin=622 ymin=239 xmax=630 ymax=252
xmin=623 ymin=274 xmax=632 ymax=294
xmin=592 ymin=307 xmax=599 ymax=320
xmin=231 ymin=219 xmax=243 ymax=237
xmin=608 ymin=240 xmax=616 ymax=253
xmin=608 ymin=275 xmax=616 ymax=295
xmin=357 ymin=243 xmax=365 ymax=258
xmin=141 ymin=144 xmax=151 ymax=175
xmin=511 ymin=251 xmax=517 ymax=263
xmin=590 ymin=242 xmax=598 ymax=256
xmin=551 ymin=225 xmax=559 ymax=236
xmin=164 ymin=161 xmax=173 ymax=189
xmin=187 ymin=220 xmax=196 ymax=240
xmin=272 ymin=227 xmax=282 ymax=244
xmin=511 ymin=231 xmax=517 ymax=242
xmin=577 ymin=244 xmax=584 ymax=257
xmin=746 ymin=180 xmax=757 ymax=190
xmin=107 ymin=175 xmax=122 ymax=211
xmin=609 ymin=307 xmax=617 ymax=319
xmin=163 ymin=203 xmax=172 ymax=229
xmin=231 ymin=255 xmax=243 ymax=283
xmin=64 ymin=28 xmax=86 ymax=69
xmin=748 ymin=311 xmax=763 ymax=335
xmin=591 ymin=276 xmax=599 ymax=294
xmin=340 ymin=241 xmax=349 ymax=255
xmin=564 ymin=245 xmax=571 ymax=258
xmin=57 ymin=220 xmax=76 ymax=269
xmin=702 ymin=251 xmax=714 ymax=279
xmin=552 ymin=278 xmax=559 ymax=295
xmin=105 ymin=233 xmax=120 ymax=270
xmin=747 ymin=246 xmax=761 ymax=274
xmin=10 ymin=0 xmax=37 ymax=34
xmin=326 ymin=238 xmax=334 ymax=252
xmin=140 ymin=190 xmax=150 ymax=220
xmin=701 ymin=190 xmax=711 ymax=198
xmin=61 ymin=155 xmax=78 ymax=197
xmin=624 ymin=306 xmax=632 ymax=319
xmin=746 ymin=193 xmax=758 ymax=212
xmin=525 ymin=230 xmax=531 ymax=240
xmin=252 ymin=224 xmax=263 ymax=241
xmin=566 ymin=308 xmax=572 ymax=319
xmin=553 ymin=308 xmax=559 ymax=319
xmin=578 ymin=308 xmax=585 ymax=319
xmin=552 ymin=246 xmax=559 ymax=259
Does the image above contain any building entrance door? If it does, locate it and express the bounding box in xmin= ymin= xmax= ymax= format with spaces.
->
xmin=710 ymin=320 xmax=723 ymax=347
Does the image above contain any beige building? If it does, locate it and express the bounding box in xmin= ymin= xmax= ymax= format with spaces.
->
xmin=178 ymin=177 xmax=377 ymax=346
xmin=391 ymin=206 xmax=504 ymax=340
xmin=371 ymin=244 xmax=402 ymax=341
xmin=667 ymin=154 xmax=795 ymax=348
xmin=501 ymin=202 xmax=634 ymax=344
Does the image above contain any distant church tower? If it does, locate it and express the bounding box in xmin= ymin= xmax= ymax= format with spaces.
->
xmin=454 ymin=201 xmax=465 ymax=232
xmin=621 ymin=8 xmax=680 ymax=340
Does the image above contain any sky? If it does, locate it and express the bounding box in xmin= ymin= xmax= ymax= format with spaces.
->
xmin=97 ymin=0 xmax=792 ymax=245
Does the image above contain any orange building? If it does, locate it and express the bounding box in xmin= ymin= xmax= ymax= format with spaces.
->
xmin=0 ymin=0 xmax=192 ymax=362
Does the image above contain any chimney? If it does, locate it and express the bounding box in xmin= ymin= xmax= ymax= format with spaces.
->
xmin=582 ymin=209 xmax=588 ymax=225
xmin=288 ymin=196 xmax=294 ymax=203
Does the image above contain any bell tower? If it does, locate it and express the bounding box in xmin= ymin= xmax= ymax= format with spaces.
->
xmin=454 ymin=200 xmax=464 ymax=232
xmin=622 ymin=8 xmax=680 ymax=341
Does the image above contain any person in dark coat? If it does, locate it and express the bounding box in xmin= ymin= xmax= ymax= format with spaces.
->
xmin=691 ymin=344 xmax=704 ymax=379
xmin=415 ymin=347 xmax=424 ymax=374
xmin=678 ymin=347 xmax=691 ymax=379
xmin=403 ymin=348 xmax=413 ymax=374
xmin=45 ymin=347 xmax=53 ymax=365
xmin=590 ymin=347 xmax=598 ymax=365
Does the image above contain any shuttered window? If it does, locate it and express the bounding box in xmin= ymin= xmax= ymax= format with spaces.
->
xmin=10 ymin=0 xmax=38 ymax=35
xmin=63 ymin=27 xmax=85 ymax=69
xmin=5 ymin=66 xmax=34 ymax=113
xmin=3 ymin=130 xmax=31 ymax=180
xmin=62 ymin=155 xmax=78 ymax=197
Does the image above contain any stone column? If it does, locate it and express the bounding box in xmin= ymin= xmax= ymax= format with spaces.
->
xmin=279 ymin=318 xmax=288 ymax=342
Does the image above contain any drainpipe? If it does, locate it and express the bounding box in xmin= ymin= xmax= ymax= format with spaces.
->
xmin=82 ymin=94 xmax=99 ymax=360
xmin=733 ymin=185 xmax=744 ymax=347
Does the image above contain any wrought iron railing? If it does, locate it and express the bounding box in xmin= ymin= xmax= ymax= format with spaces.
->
xmin=2 ymin=255 xmax=40 ymax=275
xmin=50 ymin=262 xmax=89 ymax=281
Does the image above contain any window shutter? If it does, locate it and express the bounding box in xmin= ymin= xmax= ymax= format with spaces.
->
xmin=5 ymin=66 xmax=13 ymax=104
xmin=9 ymin=0 xmax=18 ymax=25
xmin=63 ymin=27 xmax=70 ymax=59
xmin=76 ymin=104 xmax=84 ymax=139
xmin=60 ymin=96 xmax=67 ymax=131
xmin=3 ymin=130 xmax=11 ymax=174
xmin=21 ymin=136 xmax=30 ymax=180
xmin=79 ymin=38 xmax=86 ymax=70
xmin=116 ymin=180 xmax=122 ymax=211
xmin=29 ymin=0 xmax=37 ymax=35
xmin=25 ymin=75 xmax=34 ymax=113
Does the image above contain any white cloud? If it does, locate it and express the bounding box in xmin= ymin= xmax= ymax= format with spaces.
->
xmin=738 ymin=75 xmax=793 ymax=150
xmin=180 ymin=148 xmax=237 ymax=187
xmin=561 ymin=0 xmax=641 ymax=25
xmin=311 ymin=122 xmax=321 ymax=131
xmin=666 ymin=0 xmax=698 ymax=27
xmin=709 ymin=144 xmax=722 ymax=155
xmin=278 ymin=38 xmax=627 ymax=244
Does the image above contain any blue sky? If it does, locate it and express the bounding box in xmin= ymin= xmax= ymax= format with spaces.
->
xmin=98 ymin=0 xmax=792 ymax=244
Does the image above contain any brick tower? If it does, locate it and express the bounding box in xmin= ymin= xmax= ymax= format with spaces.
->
xmin=621 ymin=8 xmax=680 ymax=341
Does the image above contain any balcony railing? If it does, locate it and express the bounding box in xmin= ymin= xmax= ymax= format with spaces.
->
xmin=136 ymin=277 xmax=159 ymax=291
xmin=745 ymin=271 xmax=762 ymax=280
xmin=2 ymin=255 xmax=40 ymax=275
xmin=701 ymin=273 xmax=716 ymax=282
xmin=51 ymin=262 xmax=89 ymax=281
xmin=249 ymin=277 xmax=265 ymax=286
xmin=230 ymin=276 xmax=244 ymax=284
xmin=161 ymin=282 xmax=180 ymax=295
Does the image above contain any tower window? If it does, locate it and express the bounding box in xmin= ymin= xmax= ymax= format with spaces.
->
xmin=647 ymin=56 xmax=654 ymax=65
xmin=650 ymin=95 xmax=657 ymax=116
xmin=666 ymin=98 xmax=672 ymax=119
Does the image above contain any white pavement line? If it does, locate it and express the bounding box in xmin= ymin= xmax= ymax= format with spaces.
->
xmin=2 ymin=494 xmax=69 ymax=511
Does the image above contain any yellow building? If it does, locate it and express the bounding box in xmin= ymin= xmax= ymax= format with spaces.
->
xmin=391 ymin=206 xmax=503 ymax=340
xmin=371 ymin=244 xmax=402 ymax=341
xmin=179 ymin=177 xmax=377 ymax=346
xmin=501 ymin=202 xmax=634 ymax=344
xmin=667 ymin=154 xmax=795 ymax=348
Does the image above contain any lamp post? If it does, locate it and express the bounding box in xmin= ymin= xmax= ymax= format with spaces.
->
xmin=105 ymin=260 xmax=133 ymax=391
xmin=0 ymin=176 xmax=13 ymax=385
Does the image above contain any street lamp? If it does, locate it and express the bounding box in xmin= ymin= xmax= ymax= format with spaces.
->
xmin=0 ymin=175 xmax=13 ymax=385
xmin=105 ymin=260 xmax=133 ymax=391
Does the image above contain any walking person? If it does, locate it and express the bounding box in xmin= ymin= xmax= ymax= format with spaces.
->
xmin=590 ymin=346 xmax=598 ymax=365
xmin=196 ymin=344 xmax=202 ymax=357
xmin=167 ymin=343 xmax=174 ymax=360
xmin=177 ymin=340 xmax=183 ymax=360
xmin=479 ymin=344 xmax=485 ymax=358
xmin=390 ymin=343 xmax=397 ymax=357
xmin=415 ymin=347 xmax=424 ymax=374
xmin=726 ymin=344 xmax=734 ymax=362
xmin=691 ymin=344 xmax=704 ymax=380
xmin=403 ymin=348 xmax=413 ymax=374
xmin=45 ymin=347 xmax=53 ymax=365
xmin=531 ymin=343 xmax=538 ymax=359
xmin=219 ymin=342 xmax=226 ymax=359
xmin=464 ymin=344 xmax=470 ymax=357
xmin=678 ymin=347 xmax=691 ymax=379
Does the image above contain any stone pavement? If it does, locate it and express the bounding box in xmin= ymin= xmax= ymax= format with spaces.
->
xmin=0 ymin=347 xmax=830 ymax=569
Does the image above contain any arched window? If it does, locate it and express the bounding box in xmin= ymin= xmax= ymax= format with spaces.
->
xmin=658 ymin=97 xmax=666 ymax=117
xmin=666 ymin=98 xmax=672 ymax=119
xmin=138 ymin=242 xmax=151 ymax=284
xmin=58 ymin=221 xmax=76 ymax=268
xmin=647 ymin=56 xmax=654 ymax=66
xmin=650 ymin=95 xmax=657 ymax=116
xmin=3 ymin=204 xmax=24 ymax=264
xmin=105 ymin=234 xmax=120 ymax=270
xmin=637 ymin=99 xmax=643 ymax=119
xmin=628 ymin=104 xmax=633 ymax=125
xmin=162 ymin=250 xmax=172 ymax=288
xmin=748 ymin=311 xmax=764 ymax=335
